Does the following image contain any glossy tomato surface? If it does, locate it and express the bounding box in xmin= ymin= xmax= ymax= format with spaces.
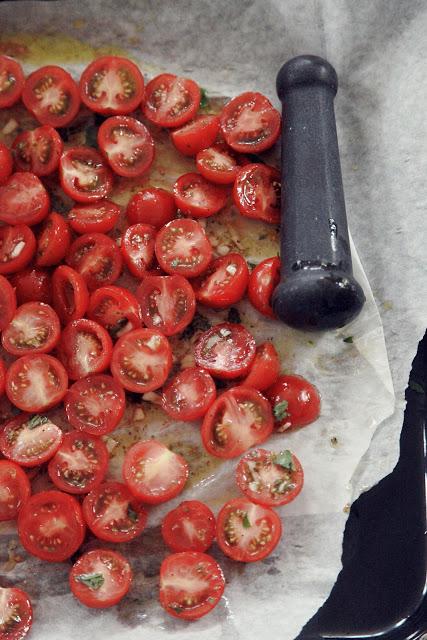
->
xmin=136 ymin=274 xmax=195 ymax=337
xmin=98 ymin=115 xmax=154 ymax=177
xmin=68 ymin=200 xmax=120 ymax=235
xmin=0 ymin=459 xmax=31 ymax=521
xmin=194 ymin=322 xmax=256 ymax=379
xmin=0 ymin=55 xmax=25 ymax=108
xmin=52 ymin=264 xmax=90 ymax=324
xmin=22 ymin=65 xmax=80 ymax=127
xmin=193 ymin=253 xmax=249 ymax=309
xmin=161 ymin=501 xmax=216 ymax=552
xmin=143 ymin=73 xmax=200 ymax=128
xmin=65 ymin=374 xmax=125 ymax=436
xmin=70 ymin=549 xmax=132 ymax=608
xmin=0 ymin=225 xmax=36 ymax=275
xmin=60 ymin=147 xmax=113 ymax=203
xmin=248 ymin=257 xmax=281 ymax=319
xmin=66 ymin=232 xmax=122 ymax=291
xmin=12 ymin=125 xmax=63 ymax=176
xmin=11 ymin=267 xmax=51 ymax=305
xmin=121 ymin=223 xmax=156 ymax=278
xmin=154 ymin=218 xmax=212 ymax=277
xmin=0 ymin=142 xmax=13 ymax=185
xmin=0 ymin=586 xmax=33 ymax=640
xmin=171 ymin=115 xmax=220 ymax=156
xmin=126 ymin=187 xmax=176 ymax=228
xmin=233 ymin=163 xmax=281 ymax=224
xmin=266 ymin=374 xmax=321 ymax=431
xmin=5 ymin=354 xmax=68 ymax=412
xmin=173 ymin=172 xmax=227 ymax=218
xmin=87 ymin=285 xmax=142 ymax=337
xmin=161 ymin=367 xmax=216 ymax=421
xmin=0 ymin=172 xmax=50 ymax=226
xmin=0 ymin=413 xmax=63 ymax=467
xmin=2 ymin=302 xmax=61 ymax=356
xmin=0 ymin=274 xmax=17 ymax=330
xmin=196 ymin=144 xmax=239 ymax=184
xmin=36 ymin=212 xmax=71 ymax=267
xmin=242 ymin=342 xmax=280 ymax=391
xmin=58 ymin=318 xmax=113 ymax=380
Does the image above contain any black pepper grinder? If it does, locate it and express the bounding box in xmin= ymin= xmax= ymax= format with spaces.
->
xmin=272 ymin=55 xmax=365 ymax=331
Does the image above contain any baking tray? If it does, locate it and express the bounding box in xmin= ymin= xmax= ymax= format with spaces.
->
xmin=298 ymin=330 xmax=427 ymax=640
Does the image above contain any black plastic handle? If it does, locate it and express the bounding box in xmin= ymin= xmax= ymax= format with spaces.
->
xmin=272 ymin=55 xmax=365 ymax=331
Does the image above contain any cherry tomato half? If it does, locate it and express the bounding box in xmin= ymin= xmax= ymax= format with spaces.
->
xmin=0 ymin=413 xmax=62 ymax=468
xmin=52 ymin=264 xmax=90 ymax=324
xmin=68 ymin=200 xmax=120 ymax=234
xmin=0 ymin=225 xmax=36 ymax=275
xmin=194 ymin=322 xmax=256 ymax=379
xmin=196 ymin=144 xmax=239 ymax=184
xmin=0 ymin=142 xmax=13 ymax=185
xmin=201 ymin=385 xmax=273 ymax=459
xmin=10 ymin=267 xmax=52 ymax=306
xmin=159 ymin=552 xmax=225 ymax=620
xmin=233 ymin=163 xmax=281 ymax=224
xmin=65 ymin=374 xmax=125 ymax=436
xmin=70 ymin=549 xmax=132 ymax=608
xmin=58 ymin=318 xmax=113 ymax=380
xmin=48 ymin=430 xmax=109 ymax=494
xmin=123 ymin=440 xmax=188 ymax=504
xmin=0 ymin=587 xmax=32 ymax=640
xmin=0 ymin=55 xmax=25 ymax=108
xmin=12 ymin=125 xmax=63 ymax=176
xmin=66 ymin=232 xmax=122 ymax=291
xmin=2 ymin=302 xmax=61 ymax=356
xmin=98 ymin=115 xmax=155 ymax=178
xmin=0 ymin=358 xmax=5 ymax=397
xmin=173 ymin=172 xmax=228 ymax=218
xmin=87 ymin=285 xmax=142 ymax=338
xmin=0 ymin=459 xmax=31 ymax=521
xmin=143 ymin=73 xmax=201 ymax=128
xmin=0 ymin=172 xmax=50 ymax=226
xmin=60 ymin=147 xmax=113 ymax=203
xmin=216 ymin=497 xmax=282 ymax=562
xmin=121 ymin=223 xmax=156 ymax=278
xmin=136 ymin=274 xmax=195 ymax=336
xmin=161 ymin=367 xmax=216 ymax=421
xmin=161 ymin=501 xmax=216 ymax=553
xmin=80 ymin=56 xmax=145 ymax=116
xmin=193 ymin=252 xmax=249 ymax=309
xmin=36 ymin=211 xmax=71 ymax=267
xmin=82 ymin=481 xmax=147 ymax=543
xmin=18 ymin=490 xmax=85 ymax=562
xmin=242 ymin=342 xmax=280 ymax=391
xmin=22 ymin=65 xmax=81 ymax=127
xmin=220 ymin=91 xmax=281 ymax=153
xmin=266 ymin=374 xmax=321 ymax=431
xmin=126 ymin=187 xmax=176 ymax=228
xmin=236 ymin=448 xmax=304 ymax=507
xmin=0 ymin=274 xmax=17 ymax=330
xmin=155 ymin=218 xmax=212 ymax=277
xmin=6 ymin=354 xmax=68 ymax=413
xmin=171 ymin=115 xmax=220 ymax=156
xmin=248 ymin=257 xmax=281 ymax=319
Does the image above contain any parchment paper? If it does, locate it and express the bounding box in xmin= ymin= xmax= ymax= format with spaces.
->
xmin=0 ymin=1 xmax=425 ymax=639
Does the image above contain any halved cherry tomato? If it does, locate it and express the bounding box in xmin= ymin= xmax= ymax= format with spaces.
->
xmin=0 ymin=142 xmax=13 ymax=185
xmin=111 ymin=328 xmax=172 ymax=393
xmin=266 ymin=374 xmax=321 ymax=431
xmin=248 ymin=257 xmax=281 ymax=319
xmin=193 ymin=253 xmax=249 ymax=309
xmin=220 ymin=92 xmax=281 ymax=153
xmin=0 ymin=459 xmax=31 ymax=521
xmin=0 ymin=225 xmax=36 ymax=275
xmin=79 ymin=56 xmax=145 ymax=116
xmin=52 ymin=264 xmax=90 ymax=324
xmin=161 ymin=367 xmax=216 ymax=421
xmin=236 ymin=448 xmax=304 ymax=507
xmin=173 ymin=172 xmax=227 ymax=218
xmin=10 ymin=267 xmax=52 ymax=305
xmin=70 ymin=549 xmax=132 ymax=609
xmin=171 ymin=115 xmax=220 ymax=156
xmin=58 ymin=318 xmax=113 ymax=380
xmin=216 ymin=497 xmax=282 ymax=562
xmin=87 ymin=285 xmax=142 ymax=338
xmin=12 ymin=125 xmax=63 ymax=176
xmin=59 ymin=147 xmax=113 ymax=203
xmin=48 ymin=430 xmax=109 ymax=494
xmin=154 ymin=218 xmax=212 ymax=277
xmin=126 ymin=187 xmax=176 ymax=228
xmin=18 ymin=490 xmax=85 ymax=562
xmin=201 ymin=386 xmax=273 ymax=459
xmin=66 ymin=232 xmax=122 ymax=291
xmin=123 ymin=440 xmax=188 ymax=504
xmin=0 ymin=413 xmax=63 ymax=467
xmin=196 ymin=145 xmax=239 ymax=184
xmin=136 ymin=274 xmax=195 ymax=336
xmin=143 ymin=73 xmax=201 ymax=128
xmin=98 ymin=116 xmax=155 ymax=178
xmin=2 ymin=302 xmax=60 ymax=356
xmin=0 ymin=358 xmax=5 ymax=396
xmin=0 ymin=172 xmax=50 ymax=226
xmin=0 ymin=55 xmax=25 ymax=108
xmin=159 ymin=551 xmax=224 ymax=620
xmin=68 ymin=200 xmax=120 ymax=234
xmin=0 ymin=587 xmax=32 ymax=640
xmin=5 ymin=354 xmax=68 ymax=413
xmin=194 ymin=322 xmax=256 ymax=379
xmin=65 ymin=374 xmax=125 ymax=436
xmin=22 ymin=65 xmax=80 ymax=128
xmin=0 ymin=274 xmax=16 ymax=330
xmin=82 ymin=481 xmax=147 ymax=543
xmin=36 ymin=211 xmax=71 ymax=267
xmin=161 ymin=501 xmax=216 ymax=553
xmin=242 ymin=342 xmax=280 ymax=391
xmin=121 ymin=223 xmax=155 ymax=278
xmin=233 ymin=163 xmax=281 ymax=224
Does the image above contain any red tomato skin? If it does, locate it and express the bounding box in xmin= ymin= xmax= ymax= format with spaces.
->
xmin=0 ymin=412 xmax=63 ymax=467
xmin=242 ymin=342 xmax=280 ymax=391
xmin=59 ymin=147 xmax=113 ymax=204
xmin=0 ymin=55 xmax=25 ymax=108
xmin=154 ymin=218 xmax=212 ymax=278
xmin=68 ymin=200 xmax=120 ymax=235
xmin=52 ymin=264 xmax=90 ymax=324
xmin=121 ymin=223 xmax=156 ymax=278
xmin=0 ymin=358 xmax=5 ymax=396
xmin=0 ymin=274 xmax=17 ymax=330
xmin=87 ymin=285 xmax=142 ymax=336
xmin=0 ymin=225 xmax=36 ymax=276
xmin=0 ymin=142 xmax=13 ymax=184
xmin=233 ymin=163 xmax=281 ymax=224
xmin=171 ymin=115 xmax=220 ymax=156
xmin=126 ymin=187 xmax=177 ymax=228
xmin=22 ymin=65 xmax=81 ymax=127
xmin=66 ymin=232 xmax=122 ymax=291
xmin=70 ymin=549 xmax=133 ymax=608
xmin=143 ymin=73 xmax=201 ymax=128
xmin=161 ymin=367 xmax=217 ymax=421
xmin=0 ymin=587 xmax=33 ymax=640
xmin=2 ymin=302 xmax=61 ymax=356
xmin=0 ymin=172 xmax=50 ymax=226
xmin=196 ymin=144 xmax=239 ymax=185
xmin=0 ymin=459 xmax=31 ymax=521
xmin=17 ymin=490 xmax=86 ymax=562
xmin=173 ymin=172 xmax=228 ymax=218
xmin=58 ymin=318 xmax=113 ymax=380
xmin=98 ymin=115 xmax=155 ymax=178
xmin=161 ymin=500 xmax=216 ymax=552
xmin=248 ymin=257 xmax=281 ymax=319
xmin=266 ymin=374 xmax=321 ymax=431
xmin=193 ymin=253 xmax=249 ymax=309
xmin=12 ymin=125 xmax=63 ymax=176
xmin=10 ymin=267 xmax=52 ymax=305
xmin=194 ymin=322 xmax=256 ymax=379
xmin=36 ymin=212 xmax=71 ymax=267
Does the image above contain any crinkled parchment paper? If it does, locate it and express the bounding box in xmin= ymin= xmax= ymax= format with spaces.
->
xmin=0 ymin=1 xmax=426 ymax=639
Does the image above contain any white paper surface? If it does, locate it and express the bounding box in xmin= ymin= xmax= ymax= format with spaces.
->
xmin=0 ymin=1 xmax=425 ymax=639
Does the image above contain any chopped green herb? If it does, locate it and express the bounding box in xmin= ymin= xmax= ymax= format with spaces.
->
xmin=273 ymin=450 xmax=295 ymax=471
xmin=409 ymin=380 xmax=425 ymax=394
xmin=200 ymin=87 xmax=209 ymax=109
xmin=343 ymin=336 xmax=354 ymax=344
xmin=75 ymin=572 xmax=104 ymax=590
xmin=273 ymin=400 xmax=289 ymax=421
xmin=242 ymin=513 xmax=251 ymax=528
xmin=307 ymin=339 xmax=315 ymax=346
xmin=127 ymin=506 xmax=138 ymax=522
xmin=227 ymin=307 xmax=241 ymax=324
xmin=27 ymin=415 xmax=49 ymax=429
